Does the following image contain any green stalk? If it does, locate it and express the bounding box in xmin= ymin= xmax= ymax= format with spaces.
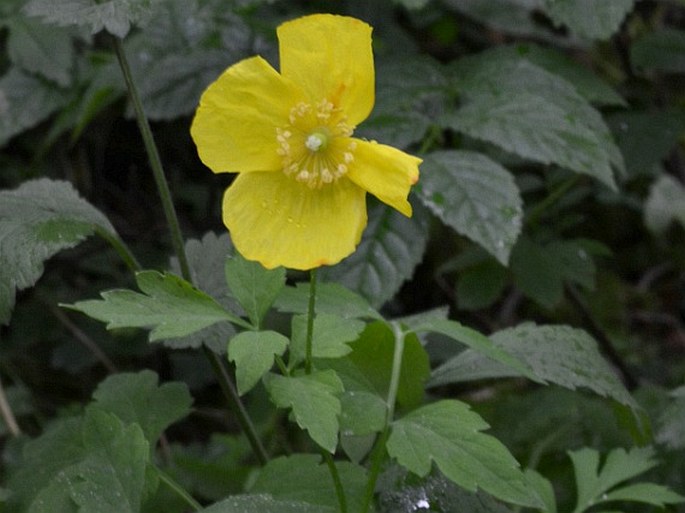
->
xmin=0 ymin=375 xmax=21 ymax=437
xmin=94 ymin=226 xmax=141 ymax=272
xmin=323 ymin=451 xmax=347 ymax=513
xmin=154 ymin=466 xmax=202 ymax=511
xmin=113 ymin=35 xmax=268 ymax=465
xmin=304 ymin=269 xmax=318 ymax=375
xmin=361 ymin=322 xmax=406 ymax=513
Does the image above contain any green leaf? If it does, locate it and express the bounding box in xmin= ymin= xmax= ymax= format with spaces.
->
xmin=447 ymin=54 xmax=622 ymax=187
xmin=5 ymin=14 xmax=75 ymax=86
xmin=339 ymin=391 xmax=387 ymax=436
xmin=274 ymin=282 xmax=381 ymax=320
xmin=387 ymin=400 xmax=541 ymax=508
xmin=24 ymin=0 xmax=158 ymax=38
xmin=320 ymin=200 xmax=430 ymax=308
xmin=225 ymin=254 xmax=285 ymax=329
xmin=91 ymin=370 xmax=193 ymax=447
xmin=228 ymin=331 xmax=289 ymax=395
xmin=65 ymin=270 xmax=244 ymax=341
xmin=455 ymin=258 xmax=508 ymax=310
xmin=417 ymin=319 xmax=539 ymax=386
xmin=289 ymin=313 xmax=366 ymax=367
xmin=167 ymin=232 xmax=238 ymax=352
xmin=199 ymin=494 xmax=336 ymax=513
xmin=525 ymin=470 xmax=557 ymax=513
xmin=416 ymin=151 xmax=523 ymax=265
xmin=0 ymin=179 xmax=116 ymax=325
xmin=543 ymin=0 xmax=635 ymax=40
xmin=656 ymin=386 xmax=685 ymax=449
xmin=569 ymin=446 xmax=683 ymax=511
xmin=631 ymin=28 xmax=685 ymax=73
xmin=263 ymin=371 xmax=344 ymax=453
xmin=433 ymin=323 xmax=636 ymax=408
xmin=0 ymin=68 xmax=71 ymax=146
xmin=644 ymin=174 xmax=685 ymax=234
xmin=69 ymin=408 xmax=149 ymax=513
xmin=250 ymin=454 xmax=367 ymax=512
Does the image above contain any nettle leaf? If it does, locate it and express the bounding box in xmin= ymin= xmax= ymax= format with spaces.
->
xmin=543 ymin=0 xmax=636 ymax=41
xmin=631 ymin=28 xmax=685 ymax=74
xmin=263 ymin=371 xmax=344 ymax=453
xmin=644 ymin=174 xmax=685 ymax=234
xmin=24 ymin=0 xmax=158 ymax=38
xmin=321 ymin=200 xmax=430 ymax=308
xmin=65 ymin=270 xmax=244 ymax=341
xmin=447 ymin=54 xmax=622 ymax=188
xmin=656 ymin=386 xmax=685 ymax=449
xmin=431 ymin=323 xmax=636 ymax=408
xmin=0 ymin=179 xmax=116 ymax=325
xmin=228 ymin=331 xmax=289 ymax=395
xmin=199 ymin=494 xmax=335 ymax=513
xmin=416 ymin=150 xmax=523 ymax=265
xmin=5 ymin=13 xmax=75 ymax=87
xmin=91 ymin=370 xmax=193 ymax=447
xmin=225 ymin=253 xmax=285 ymax=328
xmin=570 ymin=447 xmax=684 ymax=511
xmin=289 ymin=313 xmax=366 ymax=367
xmin=417 ymin=319 xmax=539 ymax=386
xmin=274 ymin=282 xmax=381 ymax=320
xmin=0 ymin=67 xmax=71 ymax=146
xmin=387 ymin=400 xmax=541 ymax=508
xmin=167 ymin=232 xmax=238 ymax=352
xmin=70 ymin=408 xmax=149 ymax=513
xmin=250 ymin=454 xmax=367 ymax=512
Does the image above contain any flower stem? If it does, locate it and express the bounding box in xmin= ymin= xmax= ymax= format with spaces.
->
xmin=112 ymin=35 xmax=267 ymax=466
xmin=323 ymin=451 xmax=347 ymax=513
xmin=360 ymin=322 xmax=406 ymax=513
xmin=112 ymin=36 xmax=191 ymax=280
xmin=304 ymin=269 xmax=318 ymax=375
xmin=94 ymin=226 xmax=142 ymax=272
xmin=154 ymin=466 xmax=202 ymax=511
xmin=0 ymin=375 xmax=21 ymax=437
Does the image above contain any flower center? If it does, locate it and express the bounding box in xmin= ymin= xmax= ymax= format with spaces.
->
xmin=276 ymin=99 xmax=357 ymax=189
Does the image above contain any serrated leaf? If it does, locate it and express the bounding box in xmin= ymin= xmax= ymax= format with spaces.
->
xmin=70 ymin=408 xmax=149 ymax=513
xmin=387 ymin=400 xmax=541 ymax=508
xmin=24 ymin=0 xmax=158 ymax=38
xmin=320 ymin=200 xmax=430 ymax=308
xmin=0 ymin=179 xmax=116 ymax=325
xmin=225 ymin=254 xmax=285 ymax=329
xmin=199 ymin=494 xmax=336 ymax=513
xmin=274 ymin=282 xmax=381 ymax=320
xmin=417 ymin=151 xmax=523 ymax=265
xmin=417 ymin=318 xmax=539 ymax=385
xmin=525 ymin=470 xmax=557 ymax=513
xmin=0 ymin=68 xmax=71 ymax=146
xmin=644 ymin=174 xmax=685 ymax=234
xmin=228 ymin=331 xmax=289 ymax=395
xmin=167 ymin=232 xmax=238 ymax=352
xmin=432 ymin=323 xmax=636 ymax=408
xmin=603 ymin=482 xmax=684 ymax=507
xmin=65 ymin=270 xmax=243 ymax=341
xmin=447 ymin=55 xmax=622 ymax=187
xmin=91 ymin=370 xmax=193 ymax=447
xmin=543 ymin=0 xmax=635 ymax=40
xmin=250 ymin=454 xmax=367 ymax=512
xmin=631 ymin=28 xmax=685 ymax=74
xmin=263 ymin=371 xmax=344 ymax=453
xmin=289 ymin=313 xmax=366 ymax=368
xmin=6 ymin=14 xmax=75 ymax=86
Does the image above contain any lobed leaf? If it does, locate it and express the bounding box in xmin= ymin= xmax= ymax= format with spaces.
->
xmin=228 ymin=331 xmax=289 ymax=395
xmin=289 ymin=313 xmax=366 ymax=368
xmin=274 ymin=281 xmax=381 ymax=320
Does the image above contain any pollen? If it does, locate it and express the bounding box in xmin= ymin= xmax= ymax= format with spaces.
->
xmin=277 ymin=98 xmax=357 ymax=189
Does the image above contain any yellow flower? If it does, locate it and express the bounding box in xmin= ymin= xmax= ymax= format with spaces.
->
xmin=191 ymin=13 xmax=421 ymax=270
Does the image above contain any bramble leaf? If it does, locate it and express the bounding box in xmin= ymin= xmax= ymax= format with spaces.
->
xmin=228 ymin=331 xmax=289 ymax=395
xmin=0 ymin=179 xmax=116 ymax=325
xmin=543 ymin=0 xmax=635 ymax=41
xmin=387 ymin=400 xmax=541 ymax=508
xmin=417 ymin=151 xmax=523 ymax=265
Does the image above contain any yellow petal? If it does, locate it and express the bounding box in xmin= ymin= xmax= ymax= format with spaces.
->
xmin=223 ymin=172 xmax=367 ymax=270
xmin=191 ymin=56 xmax=303 ymax=173
xmin=346 ymin=139 xmax=421 ymax=217
xmin=277 ymin=14 xmax=374 ymax=127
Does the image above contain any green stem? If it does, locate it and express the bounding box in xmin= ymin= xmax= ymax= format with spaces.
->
xmin=113 ymin=35 xmax=267 ymax=466
xmin=154 ymin=466 xmax=202 ymax=511
xmin=94 ymin=226 xmax=141 ymax=272
xmin=112 ymin=37 xmax=191 ymax=280
xmin=304 ymin=269 xmax=318 ymax=375
xmin=323 ymin=451 xmax=347 ymax=513
xmin=0 ymin=375 xmax=21 ymax=437
xmin=361 ymin=322 xmax=406 ymax=513
xmin=525 ymin=175 xmax=580 ymax=228
xmin=204 ymin=347 xmax=269 ymax=465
